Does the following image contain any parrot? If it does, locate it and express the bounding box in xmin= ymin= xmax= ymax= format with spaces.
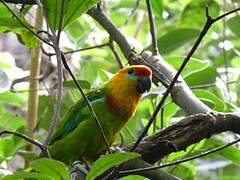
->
xmin=48 ymin=65 xmax=152 ymax=165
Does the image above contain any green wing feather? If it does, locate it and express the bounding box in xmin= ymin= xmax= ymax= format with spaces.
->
xmin=50 ymin=88 xmax=105 ymax=145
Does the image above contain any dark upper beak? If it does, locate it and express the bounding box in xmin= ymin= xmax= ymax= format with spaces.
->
xmin=136 ymin=76 xmax=152 ymax=93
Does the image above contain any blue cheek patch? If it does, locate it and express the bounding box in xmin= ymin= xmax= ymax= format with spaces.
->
xmin=126 ymin=73 xmax=137 ymax=80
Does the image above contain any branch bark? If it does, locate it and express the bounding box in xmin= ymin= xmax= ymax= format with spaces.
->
xmin=125 ymin=112 xmax=240 ymax=164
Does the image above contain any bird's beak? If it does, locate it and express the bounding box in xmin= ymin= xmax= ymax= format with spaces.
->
xmin=136 ymin=76 xmax=152 ymax=93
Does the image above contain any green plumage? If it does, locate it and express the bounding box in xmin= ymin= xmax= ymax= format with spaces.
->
xmin=48 ymin=87 xmax=125 ymax=164
xmin=48 ymin=65 xmax=152 ymax=165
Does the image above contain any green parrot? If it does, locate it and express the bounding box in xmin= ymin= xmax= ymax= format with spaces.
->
xmin=48 ymin=65 xmax=152 ymax=165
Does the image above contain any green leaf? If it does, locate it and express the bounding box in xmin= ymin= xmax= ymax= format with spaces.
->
xmin=231 ymin=56 xmax=240 ymax=68
xmin=31 ymin=158 xmax=70 ymax=180
xmin=152 ymin=0 xmax=164 ymax=17
xmin=227 ymin=16 xmax=240 ymax=38
xmin=42 ymin=0 xmax=100 ymax=30
xmin=98 ymin=70 xmax=113 ymax=82
xmin=185 ymin=66 xmax=218 ymax=86
xmin=0 ymin=137 xmax=14 ymax=158
xmin=179 ymin=0 xmax=220 ymax=29
xmin=164 ymin=56 xmax=209 ymax=78
xmin=86 ymin=152 xmax=140 ymax=180
xmin=0 ymin=91 xmax=25 ymax=106
xmin=193 ymin=90 xmax=226 ymax=111
xmin=0 ymin=4 xmax=37 ymax=49
xmin=0 ymin=172 xmax=53 ymax=180
xmin=0 ymin=112 xmax=25 ymax=131
xmin=37 ymin=95 xmax=54 ymax=130
xmin=65 ymin=18 xmax=91 ymax=42
xmin=17 ymin=150 xmax=38 ymax=161
xmin=174 ymin=163 xmax=196 ymax=180
xmin=20 ymin=30 xmax=38 ymax=49
xmin=204 ymin=139 xmax=240 ymax=166
xmin=157 ymin=29 xmax=200 ymax=54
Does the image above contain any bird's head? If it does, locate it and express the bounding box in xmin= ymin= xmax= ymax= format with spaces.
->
xmin=107 ymin=65 xmax=152 ymax=96
xmin=106 ymin=65 xmax=152 ymax=120
xmin=119 ymin=65 xmax=152 ymax=93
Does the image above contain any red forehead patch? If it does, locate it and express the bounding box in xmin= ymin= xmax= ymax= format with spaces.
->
xmin=122 ymin=65 xmax=152 ymax=77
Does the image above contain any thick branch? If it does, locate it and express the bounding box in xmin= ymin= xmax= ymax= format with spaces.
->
xmin=124 ymin=112 xmax=240 ymax=164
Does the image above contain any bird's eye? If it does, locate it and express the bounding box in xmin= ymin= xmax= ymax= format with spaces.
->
xmin=128 ymin=68 xmax=135 ymax=75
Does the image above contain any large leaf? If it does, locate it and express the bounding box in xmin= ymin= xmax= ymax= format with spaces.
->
xmin=31 ymin=158 xmax=70 ymax=180
xmin=152 ymin=0 xmax=164 ymax=18
xmin=0 ymin=91 xmax=25 ymax=106
xmin=86 ymin=152 xmax=140 ymax=180
xmin=0 ymin=112 xmax=25 ymax=131
xmin=174 ymin=163 xmax=196 ymax=180
xmin=203 ymin=139 xmax=240 ymax=166
xmin=185 ymin=66 xmax=218 ymax=86
xmin=0 ymin=137 xmax=14 ymax=159
xmin=193 ymin=90 xmax=226 ymax=111
xmin=42 ymin=0 xmax=100 ymax=30
xmin=157 ymin=29 xmax=200 ymax=54
xmin=227 ymin=16 xmax=240 ymax=38
xmin=179 ymin=0 xmax=220 ymax=29
xmin=0 ymin=4 xmax=37 ymax=48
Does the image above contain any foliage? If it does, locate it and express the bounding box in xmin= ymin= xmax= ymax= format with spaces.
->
xmin=0 ymin=0 xmax=240 ymax=179
xmin=86 ymin=152 xmax=140 ymax=180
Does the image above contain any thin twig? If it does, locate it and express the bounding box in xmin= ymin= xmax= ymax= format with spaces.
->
xmin=119 ymin=138 xmax=240 ymax=175
xmin=214 ymin=7 xmax=240 ymax=21
xmin=146 ymin=0 xmax=158 ymax=55
xmin=108 ymin=39 xmax=124 ymax=69
xmin=160 ymin=107 xmax=164 ymax=129
xmin=41 ymin=43 xmax=109 ymax=56
xmin=190 ymin=80 xmax=238 ymax=89
xmin=0 ymin=130 xmax=45 ymax=153
xmin=169 ymin=143 xmax=198 ymax=173
xmin=123 ymin=0 xmax=141 ymax=26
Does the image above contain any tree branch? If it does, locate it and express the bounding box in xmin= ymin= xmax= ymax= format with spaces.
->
xmin=124 ymin=112 xmax=240 ymax=164
xmin=0 ymin=130 xmax=46 ymax=154
xmin=146 ymin=0 xmax=158 ymax=55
